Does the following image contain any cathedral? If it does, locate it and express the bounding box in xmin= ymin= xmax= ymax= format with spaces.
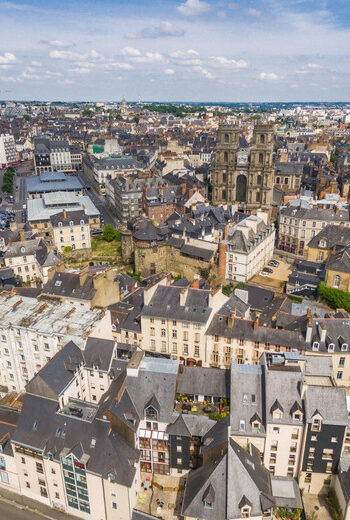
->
xmin=212 ymin=123 xmax=276 ymax=216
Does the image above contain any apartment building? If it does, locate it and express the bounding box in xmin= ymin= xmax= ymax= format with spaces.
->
xmin=34 ymin=138 xmax=77 ymax=174
xmin=307 ymin=226 xmax=350 ymax=263
xmin=105 ymin=174 xmax=155 ymax=223
xmin=140 ymin=279 xmax=228 ymax=366
xmin=3 ymin=238 xmax=60 ymax=284
xmin=91 ymin=156 xmax=143 ymax=193
xmin=9 ymin=340 xmax=140 ymax=520
xmin=50 ymin=209 xmax=91 ymax=252
xmin=219 ymin=211 xmax=275 ymax=282
xmin=0 ymin=133 xmax=17 ymax=167
xmin=0 ymin=294 xmax=107 ymax=392
xmin=278 ymin=205 xmax=350 ymax=257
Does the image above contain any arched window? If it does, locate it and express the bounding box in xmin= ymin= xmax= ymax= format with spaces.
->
xmin=258 ymin=152 xmax=264 ymax=164
xmin=224 ymin=151 xmax=228 ymax=163
xmin=256 ymin=192 xmax=260 ymax=202
xmin=257 ymin=175 xmax=262 ymax=185
xmin=222 ymin=189 xmax=226 ymax=199
xmin=69 ymin=221 xmax=74 ymax=227
xmin=236 ymin=175 xmax=247 ymax=202
xmin=276 ymin=177 xmax=280 ymax=184
xmin=334 ymin=275 xmax=341 ymax=288
xmin=224 ymin=133 xmax=229 ymax=143
xmin=260 ymin=134 xmax=265 ymax=144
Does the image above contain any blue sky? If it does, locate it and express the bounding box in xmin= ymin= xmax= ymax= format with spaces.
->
xmin=0 ymin=0 xmax=350 ymax=102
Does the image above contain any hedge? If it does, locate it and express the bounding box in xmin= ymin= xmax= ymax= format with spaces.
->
xmin=318 ymin=282 xmax=350 ymax=312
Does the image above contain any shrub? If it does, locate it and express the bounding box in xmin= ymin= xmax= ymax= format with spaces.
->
xmin=326 ymin=487 xmax=342 ymax=520
xmin=64 ymin=246 xmax=73 ymax=252
xmin=200 ymin=268 xmax=209 ymax=280
xmin=318 ymin=282 xmax=350 ymax=312
xmin=222 ymin=283 xmax=234 ymax=296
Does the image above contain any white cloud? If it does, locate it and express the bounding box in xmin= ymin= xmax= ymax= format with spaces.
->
xmin=245 ymin=8 xmax=261 ymax=17
xmin=259 ymin=72 xmax=280 ymax=80
xmin=193 ymin=65 xmax=214 ymax=79
xmin=177 ymin=0 xmax=210 ymax=16
xmin=121 ymin=47 xmax=141 ymax=57
xmin=103 ymin=62 xmax=134 ymax=71
xmin=210 ymin=56 xmax=248 ymax=69
xmin=1 ymin=75 xmax=23 ymax=83
xmin=164 ymin=68 xmax=175 ymax=75
xmin=41 ymin=39 xmax=73 ymax=48
xmin=69 ymin=67 xmax=90 ymax=74
xmin=127 ymin=21 xmax=184 ymax=39
xmin=49 ymin=49 xmax=80 ymax=60
xmin=170 ymin=49 xmax=199 ymax=59
xmin=21 ymin=71 xmax=40 ymax=80
xmin=131 ymin=52 xmax=165 ymax=63
xmin=31 ymin=60 xmax=42 ymax=67
xmin=307 ymin=63 xmax=321 ymax=69
xmin=0 ymin=52 xmax=16 ymax=64
xmin=59 ymin=79 xmax=74 ymax=85
xmin=45 ymin=71 xmax=62 ymax=77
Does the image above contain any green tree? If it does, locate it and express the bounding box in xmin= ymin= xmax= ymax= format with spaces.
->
xmin=102 ymin=224 xmax=120 ymax=242
xmin=318 ymin=282 xmax=350 ymax=312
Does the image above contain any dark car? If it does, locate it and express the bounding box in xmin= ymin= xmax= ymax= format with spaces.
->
xmin=263 ymin=267 xmax=274 ymax=274
xmin=268 ymin=260 xmax=279 ymax=268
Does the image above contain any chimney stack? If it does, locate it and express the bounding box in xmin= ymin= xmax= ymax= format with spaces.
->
xmin=63 ymin=209 xmax=67 ymax=219
xmin=228 ymin=311 xmax=234 ymax=328
xmin=253 ymin=317 xmax=259 ymax=331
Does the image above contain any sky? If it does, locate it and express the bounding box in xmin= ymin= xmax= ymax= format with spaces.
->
xmin=0 ymin=0 xmax=350 ymax=102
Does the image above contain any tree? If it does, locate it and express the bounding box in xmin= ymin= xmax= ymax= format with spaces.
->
xmin=63 ymin=246 xmax=73 ymax=252
xmin=318 ymin=282 xmax=350 ymax=312
xmin=102 ymin=224 xmax=119 ymax=242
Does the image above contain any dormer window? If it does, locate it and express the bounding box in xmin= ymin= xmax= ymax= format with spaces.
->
xmin=312 ymin=342 xmax=319 ymax=351
xmin=58 ymin=222 xmax=62 ymax=227
xmin=239 ymin=420 xmax=245 ymax=432
xmin=341 ymin=344 xmax=348 ymax=352
xmin=21 ymin=246 xmax=25 ymax=253
xmin=69 ymin=221 xmax=74 ymax=227
xmin=253 ymin=422 xmax=260 ymax=430
xmin=328 ymin=343 xmax=335 ymax=353
xmin=312 ymin=416 xmax=322 ymax=432
xmin=319 ymin=240 xmax=326 ymax=248
xmin=80 ymin=220 xmax=85 ymax=225
xmin=242 ymin=506 xmax=251 ymax=518
xmin=145 ymin=406 xmax=157 ymax=421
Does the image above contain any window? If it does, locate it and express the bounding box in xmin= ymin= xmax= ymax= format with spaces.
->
xmin=239 ymin=420 xmax=245 ymax=431
xmin=259 ymin=152 xmax=263 ymax=163
xmin=0 ymin=457 xmax=5 ymax=470
xmin=339 ymin=357 xmax=345 ymax=367
xmin=183 ymin=344 xmax=188 ymax=355
xmin=312 ymin=418 xmax=321 ymax=431
xmin=176 ymin=445 xmax=182 ymax=453
xmin=328 ymin=343 xmax=335 ymax=353
xmin=334 ymin=275 xmax=341 ymax=288
xmin=341 ymin=343 xmax=348 ymax=352
xmin=161 ymin=329 xmax=166 ymax=337
xmin=312 ymin=342 xmax=319 ymax=351
xmin=337 ymin=371 xmax=343 ymax=380
xmin=112 ymin=502 xmax=117 ymax=509
xmin=177 ymin=458 xmax=182 ymax=465
xmin=172 ymin=343 xmax=177 ymax=353
xmin=1 ymin=471 xmax=9 ymax=484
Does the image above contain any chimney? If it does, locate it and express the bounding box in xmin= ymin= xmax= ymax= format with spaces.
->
xmin=306 ymin=317 xmax=313 ymax=343
xmin=228 ymin=311 xmax=234 ymax=328
xmin=63 ymin=209 xmax=67 ymax=219
xmin=253 ymin=317 xmax=259 ymax=331
xmin=19 ymin=228 xmax=25 ymax=242
xmin=180 ymin=287 xmax=188 ymax=306
xmin=218 ymin=242 xmax=227 ymax=281
xmin=318 ymin=322 xmax=327 ymax=343
xmin=224 ymin=224 xmax=230 ymax=240
xmin=191 ymin=279 xmax=200 ymax=289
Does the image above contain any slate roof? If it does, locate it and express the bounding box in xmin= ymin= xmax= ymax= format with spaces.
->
xmin=176 ymin=367 xmax=230 ymax=398
xmin=326 ymin=245 xmax=350 ymax=273
xmin=141 ymin=284 xmax=212 ymax=323
xmin=27 ymin=173 xmax=82 ymax=194
xmin=0 ymin=406 xmax=20 ymax=456
xmin=26 ymin=341 xmax=83 ymax=400
xmin=50 ymin=209 xmax=88 ymax=227
xmin=265 ymin=368 xmax=303 ymax=426
xmin=308 ymin=225 xmax=350 ymax=250
xmin=83 ymin=338 xmax=116 ymax=371
xmin=307 ymin=318 xmax=350 ymax=352
xmin=304 ymin=386 xmax=348 ymax=426
xmin=279 ymin=206 xmax=350 ymax=222
xmin=41 ymin=271 xmax=96 ymax=301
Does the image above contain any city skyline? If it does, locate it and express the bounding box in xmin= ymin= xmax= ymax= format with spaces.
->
xmin=0 ymin=0 xmax=350 ymax=102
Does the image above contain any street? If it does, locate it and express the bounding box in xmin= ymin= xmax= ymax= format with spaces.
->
xmin=0 ymin=499 xmax=52 ymax=520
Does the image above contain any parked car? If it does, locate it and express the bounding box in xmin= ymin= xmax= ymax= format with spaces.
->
xmin=260 ymin=271 xmax=269 ymax=277
xmin=268 ymin=260 xmax=279 ymax=267
xmin=263 ymin=267 xmax=273 ymax=274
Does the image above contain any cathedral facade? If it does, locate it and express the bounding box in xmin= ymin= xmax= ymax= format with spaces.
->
xmin=212 ymin=123 xmax=275 ymax=216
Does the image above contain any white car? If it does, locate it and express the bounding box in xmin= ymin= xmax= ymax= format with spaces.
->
xmin=260 ymin=271 xmax=269 ymax=277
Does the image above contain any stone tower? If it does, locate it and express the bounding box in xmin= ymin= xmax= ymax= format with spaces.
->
xmin=212 ymin=123 xmax=275 ymax=216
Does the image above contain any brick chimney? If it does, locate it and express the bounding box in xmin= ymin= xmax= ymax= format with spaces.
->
xmin=218 ymin=242 xmax=227 ymax=281
xmin=306 ymin=316 xmax=313 ymax=343
xmin=19 ymin=228 xmax=25 ymax=242
xmin=62 ymin=209 xmax=67 ymax=219
xmin=253 ymin=317 xmax=259 ymax=331
xmin=191 ymin=279 xmax=200 ymax=289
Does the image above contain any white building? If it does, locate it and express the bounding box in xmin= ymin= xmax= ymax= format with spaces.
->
xmin=0 ymin=294 xmax=109 ymax=392
xmin=220 ymin=211 xmax=275 ymax=282
xmin=0 ymin=133 xmax=17 ymax=167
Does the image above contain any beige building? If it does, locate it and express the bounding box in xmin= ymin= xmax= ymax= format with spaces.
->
xmin=278 ymin=205 xmax=350 ymax=257
xmin=50 ymin=209 xmax=91 ymax=252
